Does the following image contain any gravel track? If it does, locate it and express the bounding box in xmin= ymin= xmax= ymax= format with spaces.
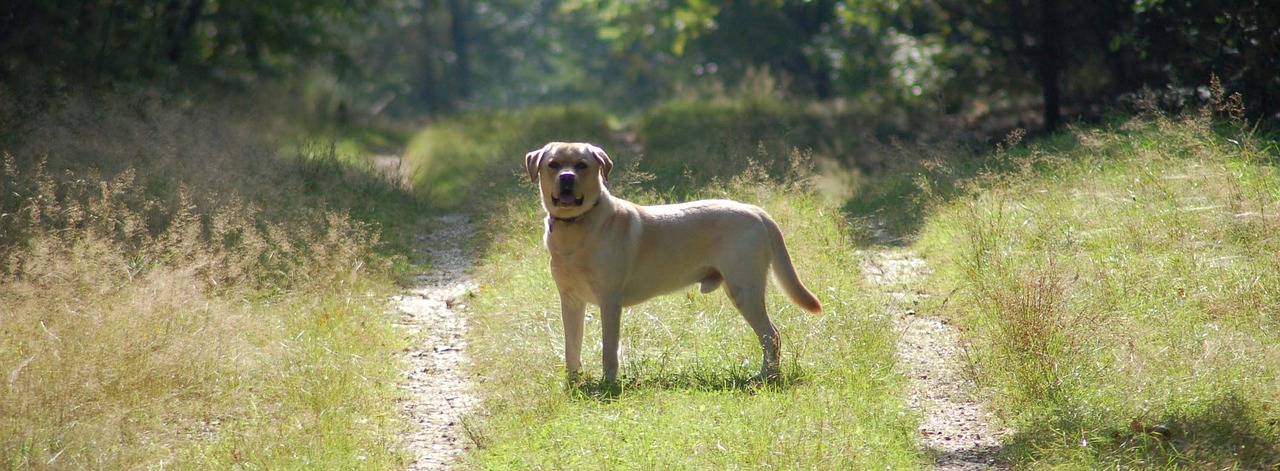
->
xmin=393 ymin=213 xmax=479 ymax=470
xmin=860 ymin=247 xmax=1009 ymax=470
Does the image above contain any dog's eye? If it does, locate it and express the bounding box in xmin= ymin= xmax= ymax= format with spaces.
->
xmin=574 ymin=162 xmax=588 ymax=170
xmin=547 ymin=162 xmax=561 ymax=170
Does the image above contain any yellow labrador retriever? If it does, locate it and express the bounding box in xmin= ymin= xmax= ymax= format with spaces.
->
xmin=526 ymin=142 xmax=822 ymax=383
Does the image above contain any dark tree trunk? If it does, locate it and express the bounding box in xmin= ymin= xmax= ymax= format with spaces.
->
xmin=446 ymin=0 xmax=470 ymax=102
xmin=93 ymin=0 xmax=121 ymax=80
xmin=418 ymin=0 xmax=446 ymax=115
xmin=166 ymin=0 xmax=204 ymax=65
xmin=1036 ymin=0 xmax=1063 ymax=130
xmin=782 ymin=0 xmax=835 ymax=99
xmin=1100 ymin=0 xmax=1137 ymax=96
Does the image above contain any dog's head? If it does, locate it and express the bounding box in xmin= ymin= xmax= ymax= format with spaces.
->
xmin=525 ymin=142 xmax=613 ymax=220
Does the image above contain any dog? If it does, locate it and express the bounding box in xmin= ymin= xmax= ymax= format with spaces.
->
xmin=525 ymin=142 xmax=822 ymax=383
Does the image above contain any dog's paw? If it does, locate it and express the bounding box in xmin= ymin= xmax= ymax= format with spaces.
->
xmin=565 ymin=369 xmax=585 ymax=385
xmin=746 ymin=370 xmax=782 ymax=387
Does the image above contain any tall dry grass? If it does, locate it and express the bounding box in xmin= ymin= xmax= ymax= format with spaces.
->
xmin=1 ymin=90 xmax=411 ymax=468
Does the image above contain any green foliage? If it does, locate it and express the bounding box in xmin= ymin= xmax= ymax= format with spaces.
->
xmin=635 ymin=97 xmax=820 ymax=187
xmin=915 ymin=111 xmax=1280 ymax=468
xmin=1125 ymin=0 xmax=1280 ymax=118
xmin=8 ymin=0 xmax=1280 ymax=130
xmin=0 ymin=0 xmax=380 ymax=89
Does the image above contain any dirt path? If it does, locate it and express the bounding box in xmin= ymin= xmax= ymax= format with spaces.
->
xmin=392 ymin=212 xmax=479 ymax=469
xmin=859 ymin=246 xmax=1008 ymax=470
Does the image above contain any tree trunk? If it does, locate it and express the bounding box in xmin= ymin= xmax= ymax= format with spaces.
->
xmin=1100 ymin=0 xmax=1138 ymax=96
xmin=1036 ymin=0 xmax=1063 ymax=130
xmin=166 ymin=0 xmax=205 ymax=65
xmin=418 ymin=0 xmax=446 ymax=115
xmin=446 ymin=0 xmax=471 ymax=102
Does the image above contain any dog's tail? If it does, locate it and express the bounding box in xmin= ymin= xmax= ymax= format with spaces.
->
xmin=765 ymin=216 xmax=823 ymax=313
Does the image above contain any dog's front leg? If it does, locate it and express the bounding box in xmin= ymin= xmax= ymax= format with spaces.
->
xmin=600 ymin=297 xmax=623 ymax=383
xmin=560 ymin=296 xmax=586 ymax=381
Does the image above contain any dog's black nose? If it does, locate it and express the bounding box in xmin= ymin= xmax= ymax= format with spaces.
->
xmin=558 ymin=173 xmax=576 ymax=183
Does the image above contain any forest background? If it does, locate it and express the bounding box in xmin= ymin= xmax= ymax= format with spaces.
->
xmin=5 ymin=0 xmax=1278 ymax=131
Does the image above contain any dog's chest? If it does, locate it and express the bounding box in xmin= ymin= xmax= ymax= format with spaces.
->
xmin=548 ymin=249 xmax=600 ymax=299
xmin=545 ymin=227 xmax=611 ymax=298
xmin=547 ymin=234 xmax=592 ymax=272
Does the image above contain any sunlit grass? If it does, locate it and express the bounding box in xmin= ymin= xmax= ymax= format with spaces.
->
xmin=916 ymin=110 xmax=1280 ymax=468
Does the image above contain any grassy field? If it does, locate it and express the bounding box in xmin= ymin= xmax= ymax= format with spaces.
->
xmin=914 ymin=107 xmax=1280 ymax=468
xmin=0 ymin=91 xmax=422 ymax=469
xmin=6 ymin=83 xmax=1276 ymax=469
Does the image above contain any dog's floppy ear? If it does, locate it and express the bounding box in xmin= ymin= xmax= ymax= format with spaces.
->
xmin=588 ymin=144 xmax=613 ymax=183
xmin=525 ymin=146 xmax=547 ymax=184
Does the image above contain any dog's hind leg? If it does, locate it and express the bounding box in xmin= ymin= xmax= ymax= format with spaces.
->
xmin=725 ymin=279 xmax=780 ymax=381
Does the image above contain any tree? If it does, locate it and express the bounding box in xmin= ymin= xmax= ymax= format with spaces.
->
xmin=1033 ymin=0 xmax=1062 ymax=130
xmin=568 ymin=0 xmax=900 ymax=102
xmin=0 ymin=0 xmax=383 ymax=87
xmin=1129 ymin=0 xmax=1280 ymax=120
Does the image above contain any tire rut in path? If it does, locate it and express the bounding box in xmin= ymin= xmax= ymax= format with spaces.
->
xmin=393 ymin=213 xmax=479 ymax=470
xmin=860 ymin=247 xmax=1008 ymax=470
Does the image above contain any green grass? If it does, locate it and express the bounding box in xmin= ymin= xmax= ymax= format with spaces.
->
xmin=915 ymin=110 xmax=1280 ymax=468
xmin=460 ymin=158 xmax=921 ymax=468
xmin=0 ymin=90 xmax=419 ymax=469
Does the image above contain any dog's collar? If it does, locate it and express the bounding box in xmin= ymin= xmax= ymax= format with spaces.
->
xmin=547 ymin=198 xmax=600 ymax=232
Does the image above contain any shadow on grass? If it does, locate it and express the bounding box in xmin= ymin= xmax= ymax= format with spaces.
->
xmin=837 ymin=134 xmax=1023 ymax=247
xmin=564 ymin=368 xmax=811 ymax=402
xmin=842 ymin=174 xmax=939 ymax=247
xmin=1002 ymin=392 xmax=1280 ymax=468
xmin=927 ymin=444 xmax=1006 ymax=469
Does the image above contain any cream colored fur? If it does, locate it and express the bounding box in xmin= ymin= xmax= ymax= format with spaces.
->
xmin=525 ymin=142 xmax=822 ymax=383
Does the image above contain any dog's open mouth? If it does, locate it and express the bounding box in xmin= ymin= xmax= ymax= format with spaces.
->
xmin=554 ymin=177 xmax=585 ymax=207
xmin=555 ymin=191 xmax=585 ymax=207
